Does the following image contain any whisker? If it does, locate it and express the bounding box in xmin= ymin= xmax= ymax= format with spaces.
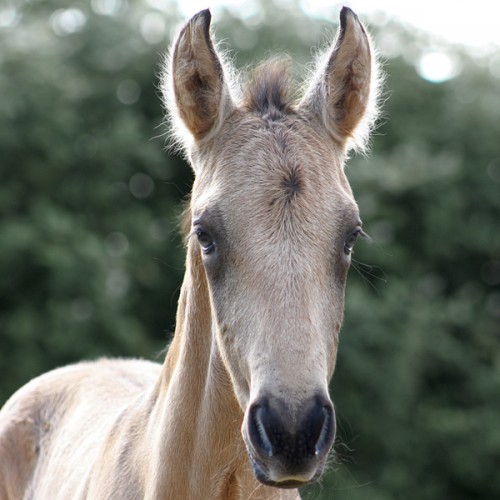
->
xmin=153 ymin=257 xmax=183 ymax=271
xmin=352 ymin=259 xmax=387 ymax=283
xmin=162 ymin=180 xmax=188 ymax=197
xmin=350 ymin=259 xmax=386 ymax=295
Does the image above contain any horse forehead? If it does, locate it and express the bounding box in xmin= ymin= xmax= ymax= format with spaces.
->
xmin=214 ymin=116 xmax=348 ymax=201
xmin=212 ymin=169 xmax=352 ymax=253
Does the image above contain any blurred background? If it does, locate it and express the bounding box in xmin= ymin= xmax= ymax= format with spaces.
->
xmin=1 ymin=0 xmax=499 ymax=498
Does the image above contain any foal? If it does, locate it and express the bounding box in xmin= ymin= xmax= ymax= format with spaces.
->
xmin=0 ymin=7 xmax=380 ymax=499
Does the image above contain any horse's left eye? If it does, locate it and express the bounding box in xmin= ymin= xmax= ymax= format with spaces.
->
xmin=344 ymin=228 xmax=362 ymax=256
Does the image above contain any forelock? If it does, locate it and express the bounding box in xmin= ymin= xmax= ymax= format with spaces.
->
xmin=241 ymin=57 xmax=296 ymax=120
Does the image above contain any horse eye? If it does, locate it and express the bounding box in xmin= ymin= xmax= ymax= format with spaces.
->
xmin=195 ymin=228 xmax=215 ymax=254
xmin=343 ymin=228 xmax=362 ymax=256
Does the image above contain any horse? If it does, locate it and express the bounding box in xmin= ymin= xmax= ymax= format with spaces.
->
xmin=0 ymin=7 xmax=381 ymax=499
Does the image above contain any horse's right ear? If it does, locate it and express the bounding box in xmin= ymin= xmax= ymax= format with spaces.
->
xmin=164 ymin=10 xmax=234 ymax=150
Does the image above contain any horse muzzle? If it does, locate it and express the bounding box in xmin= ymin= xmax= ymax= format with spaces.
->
xmin=242 ymin=393 xmax=336 ymax=488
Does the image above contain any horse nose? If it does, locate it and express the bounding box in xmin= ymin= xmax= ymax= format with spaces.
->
xmin=247 ymin=395 xmax=335 ymax=466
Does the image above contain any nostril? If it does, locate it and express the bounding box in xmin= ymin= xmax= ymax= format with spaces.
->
xmin=249 ymin=405 xmax=274 ymax=458
xmin=315 ymin=407 xmax=332 ymax=456
xmin=311 ymin=405 xmax=335 ymax=457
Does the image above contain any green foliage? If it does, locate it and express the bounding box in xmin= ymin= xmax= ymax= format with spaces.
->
xmin=1 ymin=1 xmax=499 ymax=498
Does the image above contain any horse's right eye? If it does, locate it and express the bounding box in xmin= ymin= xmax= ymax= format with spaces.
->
xmin=195 ymin=228 xmax=216 ymax=254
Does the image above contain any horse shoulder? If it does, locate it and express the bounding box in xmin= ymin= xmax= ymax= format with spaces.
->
xmin=0 ymin=359 xmax=161 ymax=499
xmin=0 ymin=383 xmax=41 ymax=499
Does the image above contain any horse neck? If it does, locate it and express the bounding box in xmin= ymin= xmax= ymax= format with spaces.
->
xmin=146 ymin=242 xmax=250 ymax=498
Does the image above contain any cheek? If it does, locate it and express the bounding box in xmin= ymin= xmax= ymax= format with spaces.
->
xmin=214 ymin=323 xmax=252 ymax=407
xmin=335 ymin=256 xmax=351 ymax=286
xmin=325 ymin=320 xmax=341 ymax=376
xmin=209 ymin=282 xmax=253 ymax=402
xmin=320 ymin=281 xmax=345 ymax=374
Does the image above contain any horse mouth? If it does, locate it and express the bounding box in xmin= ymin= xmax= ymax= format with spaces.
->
xmin=248 ymin=453 xmax=322 ymax=489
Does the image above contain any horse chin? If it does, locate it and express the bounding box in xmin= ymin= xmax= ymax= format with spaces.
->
xmin=248 ymin=452 xmax=323 ymax=490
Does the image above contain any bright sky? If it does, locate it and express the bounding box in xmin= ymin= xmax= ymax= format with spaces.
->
xmin=175 ymin=0 xmax=500 ymax=52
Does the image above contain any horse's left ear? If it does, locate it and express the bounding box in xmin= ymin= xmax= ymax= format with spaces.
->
xmin=164 ymin=9 xmax=234 ymax=151
xmin=298 ymin=7 xmax=380 ymax=152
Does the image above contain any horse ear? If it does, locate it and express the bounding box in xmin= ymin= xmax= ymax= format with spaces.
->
xmin=166 ymin=9 xmax=234 ymax=144
xmin=298 ymin=7 xmax=380 ymax=152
